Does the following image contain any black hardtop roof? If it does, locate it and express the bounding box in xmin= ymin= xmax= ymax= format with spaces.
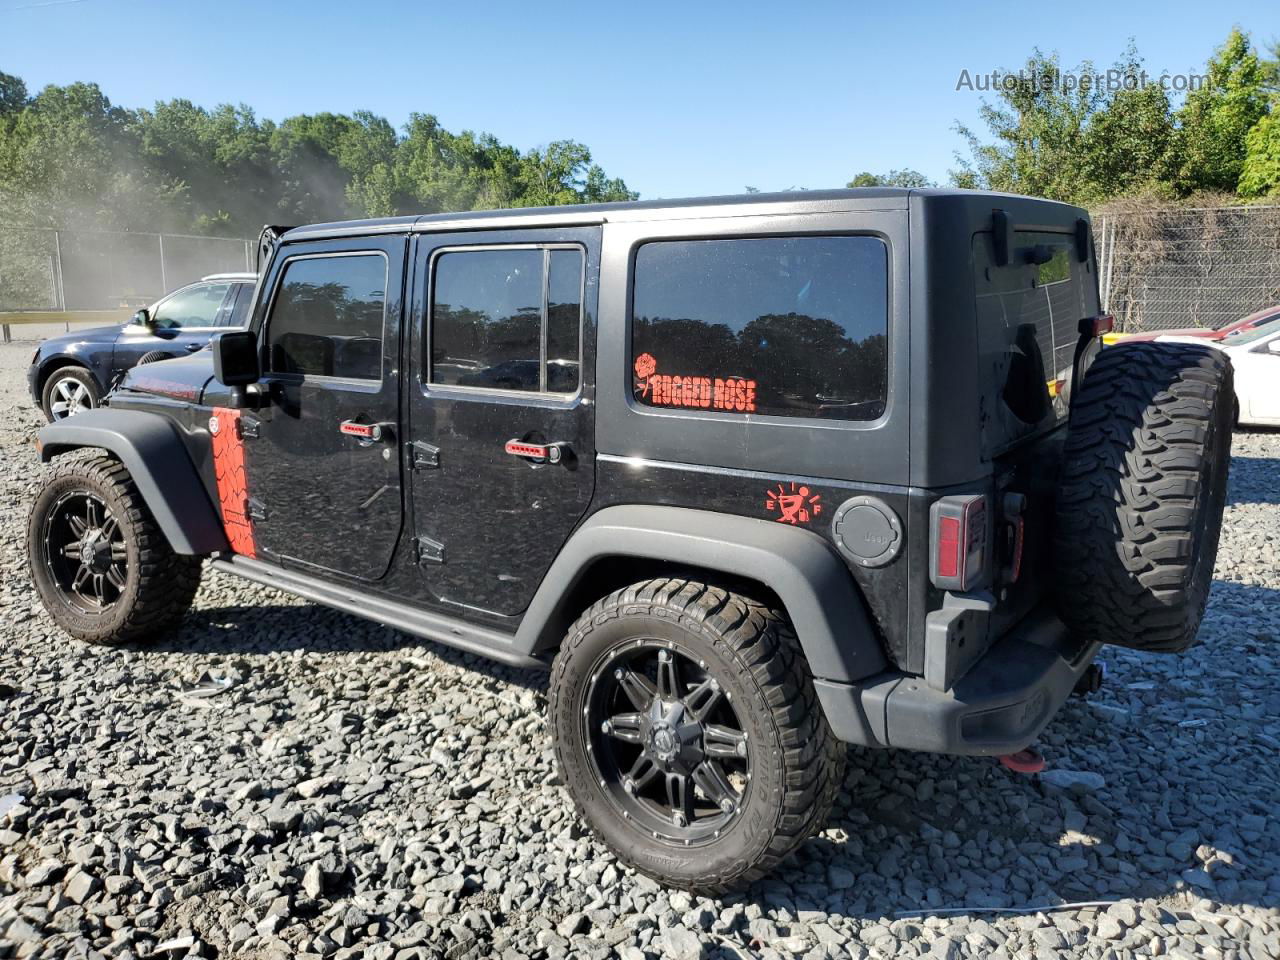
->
xmin=281 ymin=188 xmax=1084 ymax=243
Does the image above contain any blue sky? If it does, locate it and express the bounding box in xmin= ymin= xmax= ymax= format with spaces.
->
xmin=1 ymin=0 xmax=1274 ymax=200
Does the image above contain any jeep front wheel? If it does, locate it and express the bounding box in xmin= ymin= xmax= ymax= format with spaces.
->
xmin=549 ymin=579 xmax=844 ymax=893
xmin=28 ymin=456 xmax=203 ymax=645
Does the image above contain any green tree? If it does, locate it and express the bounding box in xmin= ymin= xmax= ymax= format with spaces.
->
xmin=952 ymin=50 xmax=1104 ymax=201
xmin=1174 ymin=28 xmax=1268 ymax=194
xmin=1079 ymin=46 xmax=1178 ymax=202
xmin=516 ymin=140 xmax=637 ymax=206
xmin=846 ymin=169 xmax=933 ymax=188
xmin=1240 ymin=111 xmax=1280 ymax=197
xmin=0 ymin=68 xmax=637 ymax=236
xmin=0 ymin=70 xmax=27 ymax=115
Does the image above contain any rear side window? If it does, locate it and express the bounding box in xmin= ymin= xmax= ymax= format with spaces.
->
xmin=266 ymin=254 xmax=386 ymax=380
xmin=631 ymin=236 xmax=888 ymax=420
xmin=219 ymin=282 xmax=254 ymax=327
xmin=430 ymin=246 xmax=584 ymax=394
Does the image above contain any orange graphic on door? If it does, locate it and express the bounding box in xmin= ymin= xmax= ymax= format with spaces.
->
xmin=210 ymin=407 xmax=256 ymax=557
xmin=765 ymin=482 xmax=822 ymax=525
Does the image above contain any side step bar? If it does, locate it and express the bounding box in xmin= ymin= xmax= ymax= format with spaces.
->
xmin=209 ymin=554 xmax=546 ymax=670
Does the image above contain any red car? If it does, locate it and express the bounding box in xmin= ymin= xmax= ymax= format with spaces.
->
xmin=1121 ymin=304 xmax=1280 ymax=342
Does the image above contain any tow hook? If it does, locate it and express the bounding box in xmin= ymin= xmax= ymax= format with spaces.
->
xmin=1072 ymin=662 xmax=1105 ymax=697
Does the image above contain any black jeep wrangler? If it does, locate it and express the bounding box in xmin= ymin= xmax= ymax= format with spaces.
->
xmin=27 ymin=190 xmax=1232 ymax=893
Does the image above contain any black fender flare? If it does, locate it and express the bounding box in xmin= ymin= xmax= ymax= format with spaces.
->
xmin=514 ymin=505 xmax=888 ymax=683
xmin=37 ymin=409 xmax=228 ymax=556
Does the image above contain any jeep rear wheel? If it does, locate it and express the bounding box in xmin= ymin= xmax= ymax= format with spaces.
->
xmin=1053 ymin=341 xmax=1233 ymax=653
xmin=549 ymin=579 xmax=844 ymax=893
xmin=28 ymin=456 xmax=203 ymax=645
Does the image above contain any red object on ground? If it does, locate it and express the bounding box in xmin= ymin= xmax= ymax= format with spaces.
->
xmin=998 ymin=750 xmax=1046 ymax=774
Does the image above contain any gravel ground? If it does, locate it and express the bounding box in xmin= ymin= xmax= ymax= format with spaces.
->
xmin=0 ymin=339 xmax=1277 ymax=960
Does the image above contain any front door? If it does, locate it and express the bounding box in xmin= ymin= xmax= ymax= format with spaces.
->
xmin=407 ymin=228 xmax=598 ymax=618
xmin=239 ymin=236 xmax=407 ymax=580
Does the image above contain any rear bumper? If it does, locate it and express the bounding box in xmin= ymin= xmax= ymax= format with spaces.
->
xmin=815 ymin=608 xmax=1098 ymax=755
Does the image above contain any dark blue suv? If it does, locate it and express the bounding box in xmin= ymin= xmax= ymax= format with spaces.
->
xmin=28 ymin=272 xmax=256 ymax=421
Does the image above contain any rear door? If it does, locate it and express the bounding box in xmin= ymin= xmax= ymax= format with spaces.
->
xmin=407 ymin=228 xmax=598 ymax=617
xmin=239 ymin=237 xmax=406 ymax=580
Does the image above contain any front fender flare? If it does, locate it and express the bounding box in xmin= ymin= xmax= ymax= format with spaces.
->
xmin=515 ymin=505 xmax=887 ymax=683
xmin=38 ymin=409 xmax=228 ymax=556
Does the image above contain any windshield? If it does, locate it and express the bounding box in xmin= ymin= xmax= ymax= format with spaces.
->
xmin=1225 ymin=315 xmax=1280 ymax=347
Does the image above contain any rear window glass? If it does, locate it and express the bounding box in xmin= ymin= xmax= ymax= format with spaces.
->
xmin=973 ymin=229 xmax=1099 ymax=451
xmin=631 ymin=236 xmax=888 ymax=420
xmin=266 ymin=254 xmax=386 ymax=380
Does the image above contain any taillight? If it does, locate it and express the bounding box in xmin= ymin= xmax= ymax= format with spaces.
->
xmin=929 ymin=495 xmax=987 ymax=591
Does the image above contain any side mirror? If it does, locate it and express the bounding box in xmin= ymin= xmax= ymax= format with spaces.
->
xmin=212 ymin=330 xmax=260 ymax=387
xmin=131 ymin=308 xmax=152 ymax=328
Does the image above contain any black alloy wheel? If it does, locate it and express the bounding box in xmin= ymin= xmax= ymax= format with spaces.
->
xmin=41 ymin=490 xmax=128 ymax=614
xmin=585 ymin=639 xmax=751 ymax=844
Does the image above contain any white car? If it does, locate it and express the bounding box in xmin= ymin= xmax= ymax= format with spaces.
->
xmin=1157 ymin=317 xmax=1280 ymax=427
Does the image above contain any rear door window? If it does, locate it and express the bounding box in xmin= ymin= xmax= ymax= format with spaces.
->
xmin=219 ymin=282 xmax=254 ymax=327
xmin=429 ymin=246 xmax=584 ymax=394
xmin=630 ymin=236 xmax=888 ymax=420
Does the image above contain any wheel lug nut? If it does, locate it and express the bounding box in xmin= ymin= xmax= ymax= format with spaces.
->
xmin=720 ymin=798 xmax=735 ymax=813
xmin=623 ymin=779 xmax=634 ymax=794
xmin=672 ymin=812 xmax=686 ymax=827
xmin=614 ymin=668 xmax=624 ymax=680
xmin=737 ymin=742 xmax=747 ymax=757
xmin=601 ymin=721 xmax=611 ymax=733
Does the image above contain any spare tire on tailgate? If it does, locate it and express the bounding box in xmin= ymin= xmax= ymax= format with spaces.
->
xmin=1053 ymin=341 xmax=1233 ymax=653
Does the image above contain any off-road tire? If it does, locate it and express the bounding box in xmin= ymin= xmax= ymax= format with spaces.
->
xmin=28 ymin=456 xmax=203 ymax=645
xmin=40 ymin=366 xmax=100 ymax=421
xmin=549 ymin=578 xmax=845 ymax=894
xmin=1053 ymin=342 xmax=1233 ymax=653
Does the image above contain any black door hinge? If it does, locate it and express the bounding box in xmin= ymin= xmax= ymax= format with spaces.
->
xmin=238 ymin=417 xmax=261 ymax=440
xmin=413 ymin=536 xmax=445 ymax=564
xmin=246 ymin=498 xmax=267 ymax=522
xmin=409 ymin=441 xmax=440 ymax=470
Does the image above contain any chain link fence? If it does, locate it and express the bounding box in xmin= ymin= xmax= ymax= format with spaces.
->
xmin=1096 ymin=204 xmax=1280 ymax=333
xmin=0 ymin=227 xmax=253 ymax=335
